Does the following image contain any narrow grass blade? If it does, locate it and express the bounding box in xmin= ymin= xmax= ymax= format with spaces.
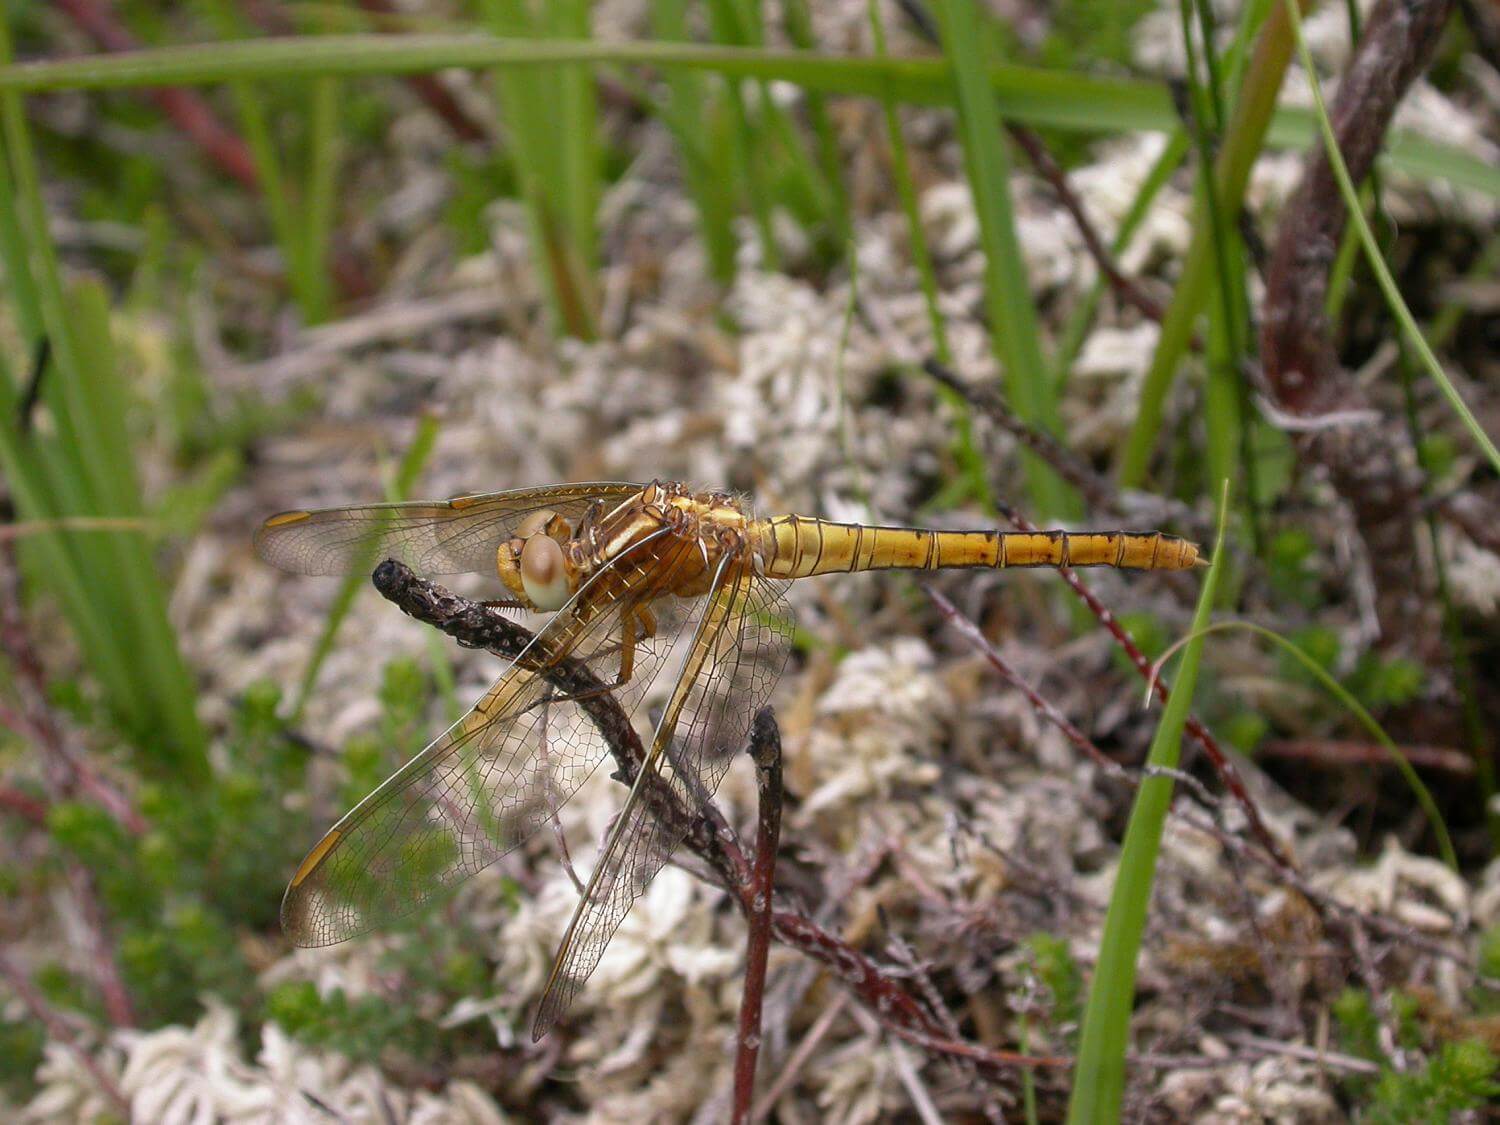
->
xmin=868 ymin=0 xmax=990 ymax=513
xmin=934 ymin=0 xmax=1069 ymax=515
xmin=1067 ymin=481 xmax=1230 ymax=1122
xmin=482 ymin=0 xmax=600 ymax=339
xmin=0 ymin=16 xmax=206 ymax=779
xmin=289 ymin=413 xmax=441 ymax=724
xmin=649 ymin=0 xmax=737 ymax=283
xmin=0 ymin=36 xmax=1496 ymax=204
xmin=1118 ymin=0 xmax=1304 ymax=486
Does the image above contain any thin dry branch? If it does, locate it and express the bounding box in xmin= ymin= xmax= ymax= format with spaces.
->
xmin=732 ymin=708 xmax=783 ymax=1125
xmin=371 ymin=560 xmax=1065 ymax=1074
xmin=1004 ymin=123 xmax=1169 ymax=327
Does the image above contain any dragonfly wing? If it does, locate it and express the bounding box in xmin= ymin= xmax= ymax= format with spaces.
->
xmin=281 ymin=531 xmax=702 ymax=947
xmin=256 ymin=482 xmax=641 ymax=575
xmin=532 ymin=564 xmax=793 ymax=1038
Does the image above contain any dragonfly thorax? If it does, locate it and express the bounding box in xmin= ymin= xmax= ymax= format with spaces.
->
xmin=494 ymin=483 xmax=756 ymax=611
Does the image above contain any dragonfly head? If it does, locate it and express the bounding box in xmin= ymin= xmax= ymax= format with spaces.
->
xmin=497 ymin=510 xmax=576 ymax=611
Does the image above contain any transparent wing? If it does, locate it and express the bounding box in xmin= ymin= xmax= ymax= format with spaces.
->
xmin=281 ymin=531 xmax=704 ymax=947
xmin=533 ymin=564 xmax=793 ymax=1038
xmin=255 ymin=482 xmax=641 ymax=575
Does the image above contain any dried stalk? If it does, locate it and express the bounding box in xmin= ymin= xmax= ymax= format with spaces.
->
xmin=1260 ymin=0 xmax=1457 ymax=645
xmin=731 ymin=709 xmax=782 ymax=1125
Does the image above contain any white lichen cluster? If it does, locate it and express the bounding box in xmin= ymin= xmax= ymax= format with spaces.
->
xmin=23 ymin=1001 xmax=510 ymax=1125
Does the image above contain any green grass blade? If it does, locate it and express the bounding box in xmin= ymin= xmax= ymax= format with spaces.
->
xmin=1054 ymin=131 xmax=1190 ymax=380
xmin=0 ymin=15 xmax=206 ymax=778
xmin=1118 ymin=0 xmax=1303 ymax=486
xmin=481 ymin=0 xmax=600 ymax=339
xmin=289 ymin=414 xmax=441 ymax=725
xmin=298 ymin=73 xmax=341 ymax=324
xmin=0 ymin=36 xmax=1496 ymax=202
xmin=1067 ymin=481 xmax=1230 ymax=1122
xmin=933 ymin=0 xmax=1069 ymax=516
xmin=648 ymin=0 xmax=737 ymax=282
xmin=867 ymin=0 xmax=990 ymax=514
xmin=1195 ymin=621 xmax=1456 ymax=869
xmin=784 ymin=0 xmax=851 ymax=247
xmin=868 ymin=0 xmax=948 ymax=365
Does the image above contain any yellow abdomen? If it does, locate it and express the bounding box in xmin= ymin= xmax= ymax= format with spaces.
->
xmin=757 ymin=515 xmax=1198 ymax=579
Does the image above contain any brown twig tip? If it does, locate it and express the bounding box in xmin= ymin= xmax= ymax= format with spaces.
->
xmin=733 ymin=706 xmax=783 ymax=1124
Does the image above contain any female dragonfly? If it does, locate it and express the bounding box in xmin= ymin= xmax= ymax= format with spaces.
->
xmin=256 ymin=480 xmax=1198 ymax=1038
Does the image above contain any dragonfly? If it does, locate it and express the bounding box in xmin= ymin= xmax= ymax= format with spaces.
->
xmin=256 ymin=480 xmax=1199 ymax=1038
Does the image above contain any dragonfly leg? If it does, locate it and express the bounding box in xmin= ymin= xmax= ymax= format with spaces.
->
xmin=520 ymin=610 xmax=648 ymax=712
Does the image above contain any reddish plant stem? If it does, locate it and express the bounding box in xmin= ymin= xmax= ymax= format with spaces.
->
xmin=53 ymin=0 xmax=374 ymax=301
xmin=922 ymin=360 xmax=1120 ymax=513
xmin=1004 ymin=123 xmax=1168 ymax=327
xmin=0 ymin=948 xmax=129 ymax=1115
xmin=0 ymin=782 xmax=48 ymax=825
xmin=732 ymin=709 xmax=782 ymax=1125
xmin=66 ymin=864 xmax=136 ymax=1028
xmin=929 ymin=588 xmax=1127 ymax=778
xmin=995 ymin=505 xmax=1297 ymax=874
xmin=897 ymin=6 xmax=1170 ymax=337
xmin=0 ymin=551 xmax=145 ymax=837
xmin=52 ymin=0 xmax=259 ymax=189
xmin=352 ymin=0 xmax=490 ymax=143
xmin=1260 ymin=737 xmax=1474 ymax=775
xmin=0 ymin=546 xmax=138 ymax=1027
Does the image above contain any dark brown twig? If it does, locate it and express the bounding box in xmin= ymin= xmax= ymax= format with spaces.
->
xmin=1260 ymin=737 xmax=1475 ymax=775
xmin=1260 ymin=0 xmax=1458 ymax=645
xmin=929 ymin=588 xmax=1127 ymax=779
xmin=1004 ymin=123 xmax=1169 ymax=327
xmin=371 ymin=560 xmax=1063 ymax=1072
xmin=921 ymin=359 xmax=1119 ymax=512
xmin=732 ymin=708 xmax=782 ymax=1125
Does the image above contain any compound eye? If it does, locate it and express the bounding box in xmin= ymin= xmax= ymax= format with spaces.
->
xmin=520 ymin=533 xmax=569 ymax=610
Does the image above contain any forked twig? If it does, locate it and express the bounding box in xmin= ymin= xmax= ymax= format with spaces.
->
xmin=371 ymin=560 xmax=1065 ymax=1075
